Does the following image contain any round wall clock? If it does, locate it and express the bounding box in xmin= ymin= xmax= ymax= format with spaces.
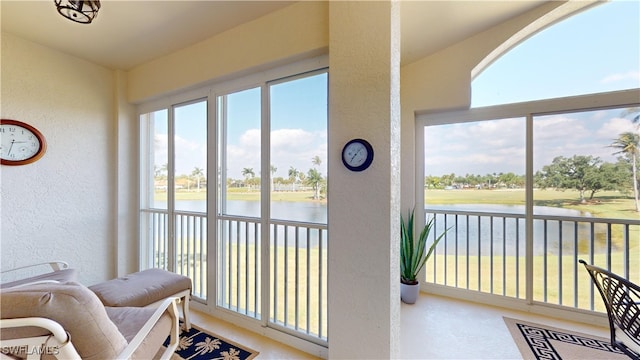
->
xmin=342 ymin=138 xmax=374 ymax=172
xmin=0 ymin=119 xmax=47 ymax=166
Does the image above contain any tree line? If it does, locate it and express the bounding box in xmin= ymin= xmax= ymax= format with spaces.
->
xmin=239 ymin=155 xmax=326 ymax=200
xmin=154 ymin=155 xmax=327 ymax=200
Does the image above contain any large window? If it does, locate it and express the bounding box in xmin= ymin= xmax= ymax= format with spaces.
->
xmin=420 ymin=95 xmax=640 ymax=314
xmin=216 ymin=71 xmax=328 ymax=344
xmin=418 ymin=0 xmax=640 ymax=319
xmin=532 ymin=107 xmax=639 ymax=308
xmin=139 ymin=59 xmax=329 ymax=346
xmin=423 ymin=118 xmax=526 ymax=296
xmin=139 ymin=99 xmax=208 ymax=298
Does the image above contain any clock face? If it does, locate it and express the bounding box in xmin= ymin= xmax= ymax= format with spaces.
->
xmin=342 ymin=138 xmax=374 ymax=171
xmin=0 ymin=120 xmax=46 ymax=165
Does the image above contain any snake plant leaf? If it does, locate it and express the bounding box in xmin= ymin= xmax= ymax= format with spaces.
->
xmin=400 ymin=208 xmax=449 ymax=284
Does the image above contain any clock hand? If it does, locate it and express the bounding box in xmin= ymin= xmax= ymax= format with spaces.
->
xmin=7 ymin=139 xmax=15 ymax=155
xmin=350 ymin=148 xmax=362 ymax=161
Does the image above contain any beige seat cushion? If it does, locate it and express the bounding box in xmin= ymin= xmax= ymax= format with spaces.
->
xmin=89 ymin=268 xmax=191 ymax=307
xmin=106 ymin=306 xmax=172 ymax=360
xmin=0 ymin=281 xmax=128 ymax=360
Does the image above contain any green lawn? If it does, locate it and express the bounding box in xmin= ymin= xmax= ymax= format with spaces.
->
xmin=425 ymin=188 xmax=639 ymax=221
xmin=428 ymin=251 xmax=634 ymax=312
xmin=155 ymin=189 xmax=323 ymax=203
xmin=161 ymin=188 xmax=638 ymax=220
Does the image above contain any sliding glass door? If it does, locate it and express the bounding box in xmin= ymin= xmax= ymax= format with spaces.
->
xmin=140 ymin=99 xmax=208 ymax=299
xmin=216 ymin=71 xmax=328 ymax=343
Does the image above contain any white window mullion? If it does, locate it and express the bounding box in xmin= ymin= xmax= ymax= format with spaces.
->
xmin=217 ymin=95 xmax=228 ymax=215
xmin=167 ymin=107 xmax=176 ymax=273
xmin=207 ymin=91 xmax=218 ymax=304
xmin=525 ymin=112 xmax=534 ymax=304
xmin=260 ymin=84 xmax=271 ymax=327
xmin=139 ymin=113 xmax=153 ymax=270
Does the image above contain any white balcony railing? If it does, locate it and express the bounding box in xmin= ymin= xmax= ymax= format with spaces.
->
xmin=141 ymin=209 xmax=328 ymax=344
xmin=142 ymin=207 xmax=637 ymax=343
xmin=142 ymin=209 xmax=208 ymax=299
xmin=425 ymin=208 xmax=640 ymax=312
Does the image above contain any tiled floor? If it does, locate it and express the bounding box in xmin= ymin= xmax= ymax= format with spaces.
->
xmin=401 ymin=293 xmax=609 ymax=359
xmin=190 ymin=292 xmax=611 ymax=359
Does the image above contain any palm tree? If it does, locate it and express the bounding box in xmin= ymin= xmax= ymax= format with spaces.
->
xmin=298 ymin=172 xmax=306 ymax=188
xmin=242 ymin=167 xmax=255 ymax=189
xmin=288 ymin=166 xmax=299 ymax=191
xmin=270 ymin=165 xmax=277 ymax=191
xmin=191 ymin=167 xmax=204 ymax=192
xmin=306 ymin=168 xmax=323 ymax=200
xmin=621 ymin=107 xmax=640 ymax=127
xmin=154 ymin=164 xmax=168 ymax=191
xmin=312 ymin=155 xmax=321 ymax=168
xmin=610 ymin=132 xmax=640 ymax=212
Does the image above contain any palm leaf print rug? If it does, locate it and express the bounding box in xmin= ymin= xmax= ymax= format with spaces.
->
xmin=164 ymin=322 xmax=258 ymax=360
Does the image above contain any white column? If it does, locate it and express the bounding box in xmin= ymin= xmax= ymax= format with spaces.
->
xmin=328 ymin=1 xmax=401 ymax=358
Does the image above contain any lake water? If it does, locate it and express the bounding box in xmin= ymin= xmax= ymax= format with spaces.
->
xmin=163 ymin=200 xmax=604 ymax=254
xmin=166 ymin=199 xmax=327 ymax=223
xmin=426 ymin=204 xmax=604 ymax=256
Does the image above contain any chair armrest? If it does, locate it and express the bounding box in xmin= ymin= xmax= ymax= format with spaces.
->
xmin=0 ymin=317 xmax=81 ymax=359
xmin=5 ymin=280 xmax=63 ymax=289
xmin=116 ymin=297 xmax=180 ymax=360
xmin=1 ymin=261 xmax=70 ymax=274
xmin=1 ymin=261 xmax=71 ymax=288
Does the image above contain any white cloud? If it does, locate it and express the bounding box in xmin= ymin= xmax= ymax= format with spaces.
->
xmin=271 ymin=128 xmax=315 ymax=148
xmin=153 ymin=134 xmax=168 ymax=167
xmin=601 ymin=71 xmax=640 ymax=83
xmin=425 ymin=119 xmax=527 ymax=176
xmin=533 ymin=115 xmax=589 ymax=143
xmin=153 ymin=133 xmax=207 ymax=175
xmin=174 ymin=135 xmax=206 ymax=174
xmin=596 ymin=117 xmax=636 ymax=139
xmin=239 ymin=129 xmax=262 ymax=148
xmin=425 ymin=112 xmax=634 ymax=176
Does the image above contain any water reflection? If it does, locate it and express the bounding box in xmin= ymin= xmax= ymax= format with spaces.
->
xmin=426 ymin=204 xmax=614 ymax=256
xmin=158 ymin=199 xmax=327 ymax=223
xmin=163 ymin=200 xmax=614 ymax=255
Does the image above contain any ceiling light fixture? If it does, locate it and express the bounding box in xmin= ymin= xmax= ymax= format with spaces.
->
xmin=54 ymin=0 xmax=101 ymax=24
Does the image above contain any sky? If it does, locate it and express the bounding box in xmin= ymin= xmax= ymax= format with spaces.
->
xmin=426 ymin=0 xmax=640 ymax=177
xmin=223 ymin=74 xmax=328 ymax=180
xmin=153 ymin=0 xmax=639 ymax=181
xmin=151 ymin=73 xmax=327 ymax=180
xmin=471 ymin=0 xmax=640 ymax=107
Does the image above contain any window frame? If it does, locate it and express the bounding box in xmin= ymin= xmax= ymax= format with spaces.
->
xmin=415 ymin=88 xmax=640 ymax=319
xmin=137 ymin=55 xmax=330 ymax=348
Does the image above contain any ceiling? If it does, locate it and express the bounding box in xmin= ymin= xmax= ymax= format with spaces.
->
xmin=1 ymin=1 xmax=546 ymax=70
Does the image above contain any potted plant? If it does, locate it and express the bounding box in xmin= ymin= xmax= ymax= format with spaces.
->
xmin=400 ymin=208 xmax=448 ymax=304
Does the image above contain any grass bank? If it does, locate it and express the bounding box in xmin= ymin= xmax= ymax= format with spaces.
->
xmin=155 ymin=189 xmax=324 ymax=203
xmin=425 ymin=189 xmax=639 ymax=221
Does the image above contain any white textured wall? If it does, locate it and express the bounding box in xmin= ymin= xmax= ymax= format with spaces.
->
xmin=114 ymin=70 xmax=139 ymax=277
xmin=0 ymin=32 xmax=116 ymax=285
xmin=327 ymin=2 xmax=401 ymax=358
